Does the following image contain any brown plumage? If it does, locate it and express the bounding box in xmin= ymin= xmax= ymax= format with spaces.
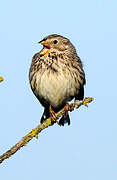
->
xmin=29 ymin=34 xmax=86 ymax=126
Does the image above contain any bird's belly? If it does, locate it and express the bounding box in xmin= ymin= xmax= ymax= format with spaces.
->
xmin=36 ymin=70 xmax=79 ymax=108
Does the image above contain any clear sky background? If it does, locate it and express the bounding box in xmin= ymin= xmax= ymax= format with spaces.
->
xmin=0 ymin=0 xmax=117 ymax=179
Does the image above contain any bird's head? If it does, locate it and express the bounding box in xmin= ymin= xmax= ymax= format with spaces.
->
xmin=39 ymin=34 xmax=76 ymax=56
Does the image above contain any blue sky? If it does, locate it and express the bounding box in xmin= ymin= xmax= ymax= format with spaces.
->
xmin=0 ymin=0 xmax=117 ymax=179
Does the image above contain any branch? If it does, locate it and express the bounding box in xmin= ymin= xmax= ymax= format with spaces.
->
xmin=0 ymin=97 xmax=94 ymax=164
xmin=0 ymin=76 xmax=4 ymax=82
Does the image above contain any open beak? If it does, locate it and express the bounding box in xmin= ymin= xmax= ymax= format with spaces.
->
xmin=39 ymin=41 xmax=50 ymax=55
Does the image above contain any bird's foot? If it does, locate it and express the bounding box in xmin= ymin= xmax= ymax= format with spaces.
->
xmin=63 ymin=103 xmax=71 ymax=125
xmin=49 ymin=105 xmax=60 ymax=126
xmin=64 ymin=103 xmax=71 ymax=115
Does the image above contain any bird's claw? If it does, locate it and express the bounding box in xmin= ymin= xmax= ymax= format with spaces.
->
xmin=64 ymin=103 xmax=71 ymax=112
xmin=49 ymin=105 xmax=61 ymax=126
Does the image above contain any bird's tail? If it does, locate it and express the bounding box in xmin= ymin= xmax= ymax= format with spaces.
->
xmin=59 ymin=113 xmax=70 ymax=126
xmin=40 ymin=107 xmax=50 ymax=124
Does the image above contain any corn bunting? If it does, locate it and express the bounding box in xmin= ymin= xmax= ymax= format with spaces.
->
xmin=29 ymin=34 xmax=86 ymax=126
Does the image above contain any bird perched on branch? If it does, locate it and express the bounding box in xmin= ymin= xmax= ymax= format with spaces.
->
xmin=29 ymin=34 xmax=86 ymax=126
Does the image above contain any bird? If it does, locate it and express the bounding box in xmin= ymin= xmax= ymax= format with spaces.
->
xmin=29 ymin=34 xmax=86 ymax=126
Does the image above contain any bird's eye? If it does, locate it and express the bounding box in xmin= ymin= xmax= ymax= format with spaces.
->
xmin=53 ymin=40 xmax=58 ymax=44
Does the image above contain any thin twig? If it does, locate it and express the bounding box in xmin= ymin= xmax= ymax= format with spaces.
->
xmin=0 ymin=97 xmax=94 ymax=164
xmin=0 ymin=76 xmax=4 ymax=82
